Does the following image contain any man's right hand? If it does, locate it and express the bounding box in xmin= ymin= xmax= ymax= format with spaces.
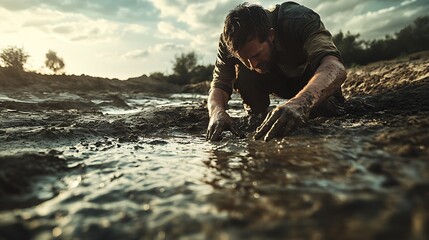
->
xmin=206 ymin=108 xmax=237 ymax=141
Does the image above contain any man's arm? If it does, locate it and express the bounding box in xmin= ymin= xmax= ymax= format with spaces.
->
xmin=206 ymin=34 xmax=238 ymax=141
xmin=254 ymin=55 xmax=346 ymax=141
xmin=291 ymin=55 xmax=346 ymax=114
xmin=208 ymin=88 xmax=229 ymax=118
xmin=206 ymin=88 xmax=238 ymax=141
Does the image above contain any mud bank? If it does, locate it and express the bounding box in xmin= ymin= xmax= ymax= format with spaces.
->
xmin=0 ymin=52 xmax=428 ymax=240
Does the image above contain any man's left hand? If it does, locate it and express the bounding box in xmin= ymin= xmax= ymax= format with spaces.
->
xmin=254 ymin=100 xmax=309 ymax=142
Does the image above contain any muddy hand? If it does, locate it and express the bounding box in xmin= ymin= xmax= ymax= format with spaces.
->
xmin=254 ymin=102 xmax=307 ymax=142
xmin=206 ymin=110 xmax=239 ymax=141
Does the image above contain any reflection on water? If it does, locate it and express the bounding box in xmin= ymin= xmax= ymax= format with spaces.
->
xmin=0 ymin=92 xmax=428 ymax=239
xmin=0 ymin=92 xmax=82 ymax=103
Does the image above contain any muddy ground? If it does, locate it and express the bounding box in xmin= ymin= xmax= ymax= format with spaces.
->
xmin=0 ymin=51 xmax=428 ymax=240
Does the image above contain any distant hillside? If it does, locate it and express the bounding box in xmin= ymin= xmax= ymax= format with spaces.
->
xmin=0 ymin=68 xmax=181 ymax=93
xmin=2 ymin=50 xmax=428 ymax=96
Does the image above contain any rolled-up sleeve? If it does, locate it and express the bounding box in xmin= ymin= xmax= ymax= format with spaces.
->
xmin=210 ymin=35 xmax=236 ymax=96
xmin=298 ymin=12 xmax=343 ymax=68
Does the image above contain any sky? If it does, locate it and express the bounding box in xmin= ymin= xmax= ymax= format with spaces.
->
xmin=0 ymin=0 xmax=428 ymax=79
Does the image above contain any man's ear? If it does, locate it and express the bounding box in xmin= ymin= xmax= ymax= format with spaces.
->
xmin=268 ymin=28 xmax=275 ymax=42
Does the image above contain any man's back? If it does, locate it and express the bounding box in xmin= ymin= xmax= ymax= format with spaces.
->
xmin=268 ymin=2 xmax=341 ymax=78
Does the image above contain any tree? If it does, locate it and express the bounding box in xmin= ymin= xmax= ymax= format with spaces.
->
xmin=333 ymin=16 xmax=429 ymax=66
xmin=190 ymin=64 xmax=214 ymax=84
xmin=394 ymin=16 xmax=429 ymax=54
xmin=45 ymin=50 xmax=65 ymax=73
xmin=0 ymin=46 xmax=29 ymax=70
xmin=332 ymin=31 xmax=365 ymax=66
xmin=171 ymin=52 xmax=199 ymax=85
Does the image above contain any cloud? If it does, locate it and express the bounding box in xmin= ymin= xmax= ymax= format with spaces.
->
xmin=180 ymin=1 xmax=224 ymax=29
xmin=122 ymin=43 xmax=185 ymax=60
xmin=123 ymin=49 xmax=150 ymax=59
xmin=11 ymin=7 xmax=148 ymax=43
xmin=147 ymin=0 xmax=183 ymax=17
xmin=51 ymin=25 xmax=73 ymax=35
xmin=157 ymin=22 xmax=193 ymax=40
xmin=153 ymin=43 xmax=185 ymax=52
xmin=148 ymin=0 xmax=237 ymax=31
xmin=0 ymin=0 xmax=34 ymax=11
xmin=328 ymin=0 xmax=429 ymax=39
xmin=0 ymin=7 xmax=22 ymax=33
xmin=148 ymin=1 xmax=239 ymax=58
xmin=313 ymin=0 xmax=363 ymax=17
xmin=0 ymin=0 xmax=159 ymax=23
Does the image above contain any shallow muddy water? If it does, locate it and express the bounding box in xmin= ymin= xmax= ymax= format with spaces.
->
xmin=0 ymin=91 xmax=428 ymax=240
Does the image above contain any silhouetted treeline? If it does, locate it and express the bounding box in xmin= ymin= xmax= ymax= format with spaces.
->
xmin=150 ymin=52 xmax=214 ymax=86
xmin=333 ymin=16 xmax=429 ymax=66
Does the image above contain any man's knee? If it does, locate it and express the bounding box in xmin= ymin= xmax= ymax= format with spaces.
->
xmin=234 ymin=64 xmax=270 ymax=114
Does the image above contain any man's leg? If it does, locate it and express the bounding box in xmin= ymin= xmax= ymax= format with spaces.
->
xmin=233 ymin=64 xmax=271 ymax=114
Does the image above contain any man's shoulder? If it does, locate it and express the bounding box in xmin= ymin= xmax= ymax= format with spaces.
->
xmin=276 ymin=1 xmax=318 ymax=19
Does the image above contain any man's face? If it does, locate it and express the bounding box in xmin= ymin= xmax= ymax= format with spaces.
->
xmin=237 ymin=30 xmax=275 ymax=74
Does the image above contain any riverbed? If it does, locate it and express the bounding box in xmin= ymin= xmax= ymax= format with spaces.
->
xmin=0 ymin=87 xmax=428 ymax=239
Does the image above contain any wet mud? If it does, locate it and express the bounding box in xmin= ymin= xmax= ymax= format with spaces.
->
xmin=0 ymin=52 xmax=429 ymax=239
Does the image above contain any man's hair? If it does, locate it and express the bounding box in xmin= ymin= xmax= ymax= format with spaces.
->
xmin=222 ymin=2 xmax=271 ymax=54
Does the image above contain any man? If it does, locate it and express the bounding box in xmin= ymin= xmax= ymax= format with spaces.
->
xmin=206 ymin=2 xmax=347 ymax=142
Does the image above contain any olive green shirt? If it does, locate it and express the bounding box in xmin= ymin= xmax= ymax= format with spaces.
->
xmin=211 ymin=1 xmax=342 ymax=96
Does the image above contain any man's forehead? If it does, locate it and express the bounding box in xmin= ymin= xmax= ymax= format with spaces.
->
xmin=238 ymin=39 xmax=264 ymax=58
